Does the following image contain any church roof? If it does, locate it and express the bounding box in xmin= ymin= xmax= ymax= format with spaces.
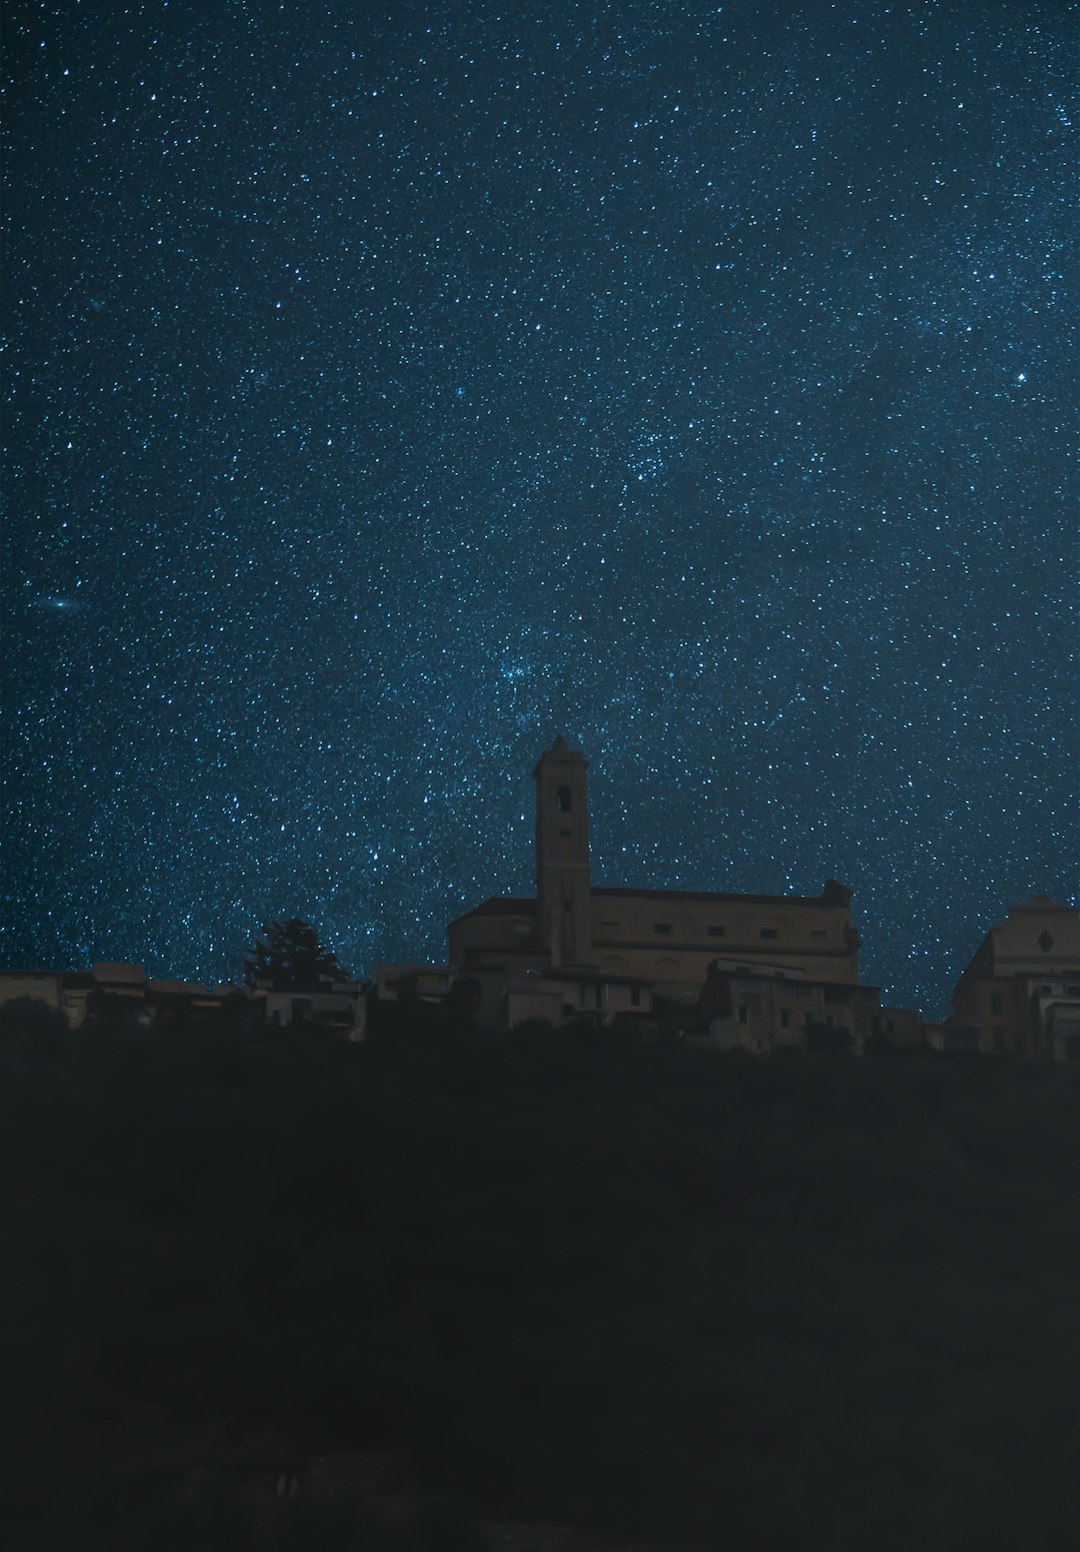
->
xmin=448 ymin=896 xmax=536 ymax=923
xmin=449 ymin=883 xmax=845 ymax=928
xmin=592 ymin=885 xmax=833 ymax=908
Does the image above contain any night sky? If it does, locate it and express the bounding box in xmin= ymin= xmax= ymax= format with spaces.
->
xmin=3 ymin=0 xmax=1076 ymax=1017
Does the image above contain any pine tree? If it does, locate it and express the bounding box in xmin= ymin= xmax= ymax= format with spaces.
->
xmin=243 ymin=919 xmax=347 ymax=992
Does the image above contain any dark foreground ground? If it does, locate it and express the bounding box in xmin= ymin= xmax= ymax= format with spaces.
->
xmin=1 ymin=1005 xmax=1078 ymax=1550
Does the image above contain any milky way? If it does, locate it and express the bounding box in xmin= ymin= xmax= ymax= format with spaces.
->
xmin=3 ymin=1 xmax=1076 ymax=1015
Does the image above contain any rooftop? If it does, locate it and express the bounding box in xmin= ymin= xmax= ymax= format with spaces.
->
xmin=592 ymin=885 xmax=835 ymax=908
xmin=449 ymin=897 xmax=536 ymax=924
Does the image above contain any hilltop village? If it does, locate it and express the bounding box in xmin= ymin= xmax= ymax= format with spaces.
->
xmin=5 ymin=744 xmax=1080 ymax=1548
xmin=3 ymin=737 xmax=1079 ymax=1060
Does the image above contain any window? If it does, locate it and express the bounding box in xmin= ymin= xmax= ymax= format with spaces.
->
xmin=1038 ymin=931 xmax=1054 ymax=953
xmin=990 ymin=993 xmax=1003 ymax=1015
xmin=811 ymin=930 xmax=827 ymax=940
xmin=737 ymin=1006 xmax=748 ymax=1024
xmin=556 ymin=785 xmax=573 ymax=813
xmin=804 ymin=1011 xmax=814 ymax=1027
xmin=654 ymin=923 xmax=672 ymax=935
xmin=1040 ymin=985 xmax=1052 ymax=994
xmin=993 ymin=1028 xmax=1007 ymax=1054
xmin=708 ymin=925 xmax=725 ymax=937
xmin=1068 ymin=986 xmax=1080 ymax=996
xmin=780 ymin=1008 xmax=790 ymax=1029
xmin=630 ymin=986 xmax=641 ymax=1007
xmin=760 ymin=928 xmax=779 ymax=940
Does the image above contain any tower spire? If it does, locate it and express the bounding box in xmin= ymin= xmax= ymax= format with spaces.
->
xmin=533 ymin=736 xmax=592 ymax=967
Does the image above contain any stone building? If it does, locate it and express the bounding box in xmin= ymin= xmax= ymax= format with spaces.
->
xmin=448 ymin=736 xmax=864 ymax=1029
xmin=0 ymin=963 xmax=241 ymax=1029
xmin=368 ymin=962 xmax=453 ymax=1005
xmin=948 ymin=896 xmax=1080 ymax=1059
xmin=691 ymin=959 xmax=921 ymax=1055
xmin=255 ymin=981 xmax=366 ymax=1040
xmin=502 ymin=966 xmax=654 ymax=1033
xmin=0 ymin=969 xmax=66 ymax=1015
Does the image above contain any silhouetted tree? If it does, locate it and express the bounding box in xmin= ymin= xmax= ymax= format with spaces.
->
xmin=0 ymin=996 xmax=69 ymax=1069
xmin=243 ymin=919 xmax=347 ymax=992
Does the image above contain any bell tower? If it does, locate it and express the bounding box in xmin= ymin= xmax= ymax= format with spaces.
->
xmin=533 ymin=736 xmax=592 ymax=968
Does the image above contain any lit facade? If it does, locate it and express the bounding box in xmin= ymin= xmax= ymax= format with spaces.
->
xmin=448 ymin=736 xmax=863 ymax=1021
xmin=949 ymin=897 xmax=1080 ymax=1058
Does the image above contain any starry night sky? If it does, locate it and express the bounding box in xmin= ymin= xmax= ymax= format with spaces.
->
xmin=3 ymin=0 xmax=1076 ymax=1016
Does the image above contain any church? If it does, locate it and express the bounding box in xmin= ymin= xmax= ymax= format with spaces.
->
xmin=447 ymin=736 xmax=864 ymax=1031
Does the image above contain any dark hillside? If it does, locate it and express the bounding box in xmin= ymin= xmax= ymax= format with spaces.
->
xmin=2 ymin=1011 xmax=1078 ymax=1548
